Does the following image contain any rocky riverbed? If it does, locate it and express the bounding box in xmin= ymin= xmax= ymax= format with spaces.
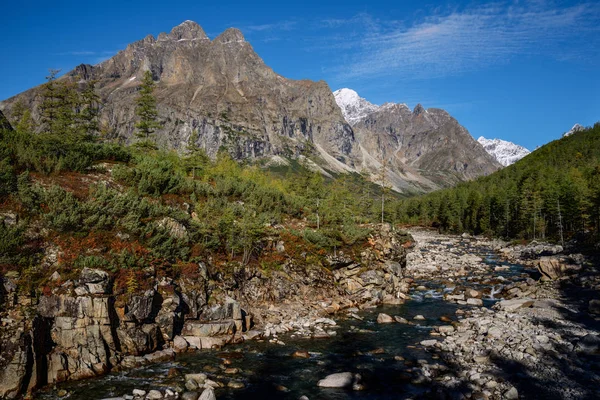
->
xmin=408 ymin=229 xmax=600 ymax=400
xmin=5 ymin=228 xmax=600 ymax=399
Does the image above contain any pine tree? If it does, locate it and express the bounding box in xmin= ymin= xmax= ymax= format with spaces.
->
xmin=135 ymin=70 xmax=161 ymax=148
xmin=78 ymin=79 xmax=101 ymax=138
xmin=39 ymin=69 xmax=80 ymax=139
xmin=10 ymin=100 xmax=34 ymax=133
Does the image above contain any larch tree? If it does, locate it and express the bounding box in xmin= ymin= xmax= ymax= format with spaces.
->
xmin=135 ymin=70 xmax=161 ymax=148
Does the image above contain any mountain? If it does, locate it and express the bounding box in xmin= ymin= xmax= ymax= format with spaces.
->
xmin=0 ymin=21 xmax=499 ymax=194
xmin=1 ymin=21 xmax=354 ymax=168
xmin=563 ymin=123 xmax=585 ymax=137
xmin=334 ymin=88 xmax=501 ymax=189
xmin=477 ymin=137 xmax=530 ymax=166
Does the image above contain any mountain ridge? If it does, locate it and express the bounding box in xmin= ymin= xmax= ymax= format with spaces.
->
xmin=0 ymin=21 xmax=500 ymax=194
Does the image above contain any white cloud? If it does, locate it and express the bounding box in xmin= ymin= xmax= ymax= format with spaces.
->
xmin=326 ymin=2 xmax=600 ymax=80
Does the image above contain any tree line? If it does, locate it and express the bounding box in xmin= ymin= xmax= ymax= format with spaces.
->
xmin=394 ymin=124 xmax=600 ymax=245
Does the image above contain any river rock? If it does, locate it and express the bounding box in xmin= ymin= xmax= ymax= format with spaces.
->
xmin=536 ymin=257 xmax=566 ymax=280
xmin=146 ymin=390 xmax=163 ymax=399
xmin=467 ymin=298 xmax=483 ymax=306
xmin=317 ymin=372 xmax=354 ymax=388
xmin=377 ymin=313 xmax=394 ymax=323
xmin=504 ymin=386 xmax=519 ymax=399
xmin=181 ymin=393 xmax=199 ymax=400
xmin=227 ymin=381 xmax=245 ymax=389
xmin=497 ymin=298 xmax=534 ymax=312
xmin=420 ymin=340 xmax=438 ymax=347
xmin=438 ymin=325 xmax=455 ymax=334
xmin=198 ymin=388 xmax=216 ymax=400
xmin=413 ymin=315 xmax=426 ymax=320
xmin=292 ymin=350 xmax=310 ymax=358
xmin=173 ymin=336 xmax=189 ymax=352
xmin=185 ymin=373 xmax=207 ymax=384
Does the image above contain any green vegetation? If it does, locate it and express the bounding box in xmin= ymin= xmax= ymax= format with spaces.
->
xmin=395 ymin=123 xmax=600 ymax=244
xmin=0 ymin=75 xmax=396 ymax=293
xmin=134 ymin=70 xmax=161 ymax=148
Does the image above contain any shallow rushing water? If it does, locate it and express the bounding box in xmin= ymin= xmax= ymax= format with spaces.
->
xmin=38 ymin=247 xmax=533 ymax=400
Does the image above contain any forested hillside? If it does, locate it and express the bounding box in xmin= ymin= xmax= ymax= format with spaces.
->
xmin=395 ymin=123 xmax=600 ymax=243
xmin=0 ymin=127 xmax=396 ymax=293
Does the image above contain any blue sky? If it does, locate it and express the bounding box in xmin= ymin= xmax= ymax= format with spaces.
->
xmin=1 ymin=0 xmax=599 ymax=150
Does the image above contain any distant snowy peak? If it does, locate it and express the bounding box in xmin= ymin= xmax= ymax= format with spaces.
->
xmin=563 ymin=123 xmax=585 ymax=137
xmin=333 ymin=88 xmax=380 ymax=125
xmin=477 ymin=137 xmax=530 ymax=167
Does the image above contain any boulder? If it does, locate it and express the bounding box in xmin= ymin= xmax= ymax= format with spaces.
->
xmin=173 ymin=336 xmax=189 ymax=353
xmin=198 ymin=388 xmax=217 ymax=400
xmin=497 ymin=298 xmax=534 ymax=312
xmin=376 ymin=313 xmax=394 ymax=324
xmin=318 ymin=372 xmax=354 ymax=388
xmin=536 ymin=257 xmax=563 ymax=280
xmin=467 ymin=298 xmax=483 ymax=306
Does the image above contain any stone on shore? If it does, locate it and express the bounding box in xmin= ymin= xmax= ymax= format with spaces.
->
xmin=467 ymin=298 xmax=483 ymax=306
xmin=497 ymin=298 xmax=534 ymax=312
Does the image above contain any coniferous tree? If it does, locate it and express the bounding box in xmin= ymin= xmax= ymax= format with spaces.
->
xmin=135 ymin=70 xmax=161 ymax=148
xmin=10 ymin=100 xmax=34 ymax=133
xmin=39 ymin=69 xmax=80 ymax=139
xmin=78 ymin=79 xmax=101 ymax=138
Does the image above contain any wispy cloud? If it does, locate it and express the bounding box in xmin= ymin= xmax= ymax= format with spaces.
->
xmin=323 ymin=2 xmax=600 ymax=80
xmin=243 ymin=20 xmax=297 ymax=33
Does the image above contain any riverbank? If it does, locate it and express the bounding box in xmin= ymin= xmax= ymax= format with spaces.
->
xmin=408 ymin=229 xmax=600 ymax=400
xmin=7 ymin=228 xmax=600 ymax=399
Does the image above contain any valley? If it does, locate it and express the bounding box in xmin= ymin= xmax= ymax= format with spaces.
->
xmin=0 ymin=14 xmax=598 ymax=400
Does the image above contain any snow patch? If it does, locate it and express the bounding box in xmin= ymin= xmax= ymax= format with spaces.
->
xmin=563 ymin=123 xmax=584 ymax=137
xmin=477 ymin=137 xmax=530 ymax=167
xmin=333 ymin=88 xmax=379 ymax=125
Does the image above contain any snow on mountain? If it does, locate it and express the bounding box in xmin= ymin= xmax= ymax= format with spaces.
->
xmin=477 ymin=137 xmax=530 ymax=167
xmin=333 ymin=88 xmax=380 ymax=125
xmin=563 ymin=123 xmax=584 ymax=137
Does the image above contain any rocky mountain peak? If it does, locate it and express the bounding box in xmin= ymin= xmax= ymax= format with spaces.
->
xmin=168 ymin=20 xmax=209 ymax=41
xmin=413 ymin=104 xmax=425 ymax=116
xmin=213 ymin=28 xmax=246 ymax=44
xmin=333 ymin=88 xmax=379 ymax=125
xmin=477 ymin=137 xmax=530 ymax=167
